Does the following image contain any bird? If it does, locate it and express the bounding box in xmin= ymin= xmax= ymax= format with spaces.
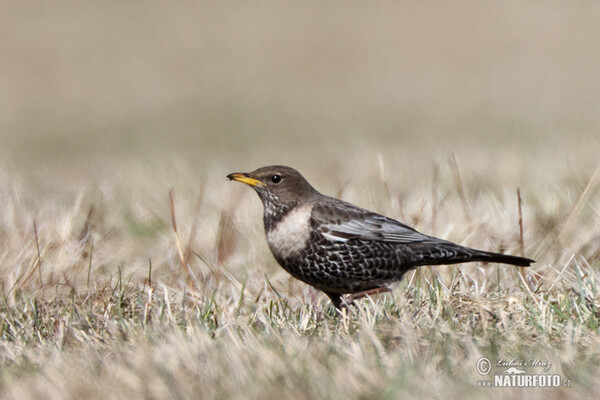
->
xmin=227 ymin=165 xmax=534 ymax=309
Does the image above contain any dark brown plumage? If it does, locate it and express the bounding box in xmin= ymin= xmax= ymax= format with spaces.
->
xmin=227 ymin=165 xmax=534 ymax=309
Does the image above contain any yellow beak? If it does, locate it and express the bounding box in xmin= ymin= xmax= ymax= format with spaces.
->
xmin=227 ymin=172 xmax=265 ymax=187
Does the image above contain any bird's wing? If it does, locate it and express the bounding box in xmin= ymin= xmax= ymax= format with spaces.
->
xmin=313 ymin=199 xmax=436 ymax=244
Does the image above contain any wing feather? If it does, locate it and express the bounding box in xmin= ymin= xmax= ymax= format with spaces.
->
xmin=316 ymin=205 xmax=434 ymax=244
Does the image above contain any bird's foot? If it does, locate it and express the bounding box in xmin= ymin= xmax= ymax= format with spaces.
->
xmin=326 ymin=288 xmax=390 ymax=312
xmin=346 ymin=287 xmax=390 ymax=303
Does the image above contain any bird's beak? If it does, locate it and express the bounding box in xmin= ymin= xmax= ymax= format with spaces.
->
xmin=227 ymin=172 xmax=265 ymax=187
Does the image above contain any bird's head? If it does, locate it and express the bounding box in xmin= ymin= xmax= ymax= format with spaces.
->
xmin=227 ymin=165 xmax=319 ymax=209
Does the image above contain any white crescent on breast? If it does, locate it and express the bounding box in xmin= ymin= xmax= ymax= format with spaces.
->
xmin=266 ymin=204 xmax=314 ymax=259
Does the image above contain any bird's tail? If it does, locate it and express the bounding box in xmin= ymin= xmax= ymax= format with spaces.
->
xmin=413 ymin=242 xmax=534 ymax=267
xmin=467 ymin=250 xmax=534 ymax=267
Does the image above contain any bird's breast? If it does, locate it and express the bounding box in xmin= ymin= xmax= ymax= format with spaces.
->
xmin=266 ymin=204 xmax=314 ymax=260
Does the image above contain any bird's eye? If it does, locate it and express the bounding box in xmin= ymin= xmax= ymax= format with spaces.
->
xmin=271 ymin=174 xmax=282 ymax=184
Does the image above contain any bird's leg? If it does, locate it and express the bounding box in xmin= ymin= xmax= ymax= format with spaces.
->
xmin=325 ymin=292 xmax=352 ymax=311
xmin=325 ymin=292 xmax=356 ymax=316
xmin=326 ymin=288 xmax=390 ymax=311
xmin=325 ymin=292 xmax=344 ymax=310
xmin=346 ymin=287 xmax=390 ymax=302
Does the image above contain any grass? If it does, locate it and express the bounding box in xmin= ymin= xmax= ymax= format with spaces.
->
xmin=2 ymin=1 xmax=600 ymax=398
xmin=0 ymin=150 xmax=598 ymax=399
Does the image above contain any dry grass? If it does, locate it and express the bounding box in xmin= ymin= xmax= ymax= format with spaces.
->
xmin=1 ymin=152 xmax=599 ymax=399
xmin=2 ymin=1 xmax=600 ymax=399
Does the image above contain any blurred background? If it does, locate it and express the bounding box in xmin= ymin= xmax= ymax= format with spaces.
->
xmin=2 ymin=0 xmax=599 ymax=174
xmin=1 ymin=1 xmax=599 ymax=287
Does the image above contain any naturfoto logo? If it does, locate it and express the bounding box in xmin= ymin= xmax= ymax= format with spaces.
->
xmin=476 ymin=357 xmax=571 ymax=388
